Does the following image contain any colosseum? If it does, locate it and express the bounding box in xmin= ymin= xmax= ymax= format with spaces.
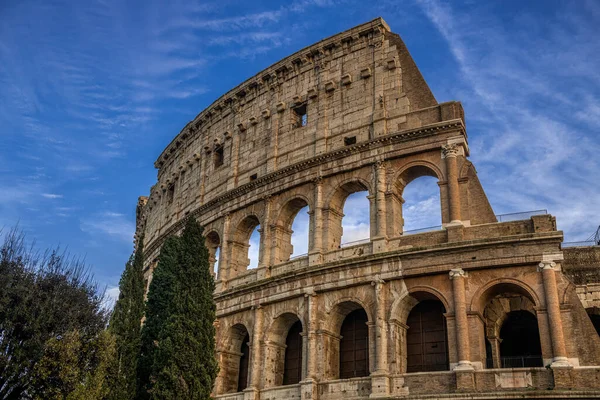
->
xmin=135 ymin=18 xmax=600 ymax=399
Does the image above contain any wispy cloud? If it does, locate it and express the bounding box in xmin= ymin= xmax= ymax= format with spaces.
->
xmin=41 ymin=193 xmax=63 ymax=199
xmin=416 ymin=0 xmax=600 ymax=241
xmin=80 ymin=211 xmax=135 ymax=244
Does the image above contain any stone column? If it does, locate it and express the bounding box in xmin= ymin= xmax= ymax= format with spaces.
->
xmin=245 ymin=305 xmax=264 ymax=400
xmin=218 ymin=214 xmax=231 ymax=290
xmin=257 ymin=196 xmax=272 ymax=279
xmin=450 ymin=268 xmax=474 ymax=391
xmin=301 ymin=291 xmax=319 ymax=400
xmin=538 ymin=261 xmax=570 ymax=367
xmin=309 ymin=177 xmax=324 ymax=266
xmin=370 ymin=278 xmax=390 ymax=398
xmin=442 ymin=144 xmax=461 ymax=224
xmin=372 ymin=162 xmax=388 ymax=254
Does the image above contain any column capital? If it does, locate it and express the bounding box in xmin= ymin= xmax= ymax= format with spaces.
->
xmin=312 ymin=175 xmax=323 ymax=185
xmin=449 ymin=268 xmax=467 ymax=279
xmin=538 ymin=261 xmax=559 ymax=272
xmin=441 ymin=143 xmax=460 ymax=158
xmin=374 ymin=160 xmax=386 ymax=170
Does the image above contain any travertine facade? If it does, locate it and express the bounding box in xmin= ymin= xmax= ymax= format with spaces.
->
xmin=135 ymin=18 xmax=600 ymax=399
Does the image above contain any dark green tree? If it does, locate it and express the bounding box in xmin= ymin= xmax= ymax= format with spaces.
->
xmin=0 ymin=227 xmax=110 ymax=399
xmin=108 ymin=235 xmax=146 ymax=400
xmin=138 ymin=218 xmax=218 ymax=400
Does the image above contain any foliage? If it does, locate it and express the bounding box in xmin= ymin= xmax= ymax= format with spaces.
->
xmin=108 ymin=236 xmax=146 ymax=400
xmin=138 ymin=218 xmax=218 ymax=400
xmin=0 ymin=227 xmax=111 ymax=399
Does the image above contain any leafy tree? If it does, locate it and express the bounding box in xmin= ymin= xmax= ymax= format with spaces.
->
xmin=108 ymin=236 xmax=146 ymax=400
xmin=0 ymin=228 xmax=111 ymax=399
xmin=138 ymin=218 xmax=218 ymax=400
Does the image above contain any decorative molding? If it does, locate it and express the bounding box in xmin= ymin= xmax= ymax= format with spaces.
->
xmin=449 ymin=268 xmax=467 ymax=279
xmin=441 ymin=143 xmax=460 ymax=158
xmin=144 ymin=120 xmax=466 ymax=256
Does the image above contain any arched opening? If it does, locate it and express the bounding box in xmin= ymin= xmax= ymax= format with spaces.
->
xmin=290 ymin=206 xmax=309 ymax=258
xmin=283 ymin=320 xmax=303 ymax=385
xmin=263 ymin=313 xmax=303 ymax=388
xmin=401 ymin=176 xmax=441 ymax=233
xmin=326 ymin=181 xmax=370 ymax=251
xmin=339 ymin=308 xmax=369 ymax=379
xmin=478 ymin=283 xmax=541 ymax=369
xmin=248 ymin=226 xmax=260 ymax=269
xmin=406 ymin=300 xmax=448 ymax=372
xmin=238 ymin=332 xmax=250 ymax=392
xmin=341 ymin=192 xmax=370 ymax=246
xmin=220 ymin=324 xmax=250 ymax=394
xmin=205 ymin=231 xmax=221 ymax=278
xmin=587 ymin=308 xmax=600 ymax=336
xmin=230 ymin=215 xmax=261 ymax=276
xmin=499 ymin=310 xmax=543 ymax=368
xmin=394 ymin=165 xmax=441 ymax=235
xmin=273 ymin=198 xmax=309 ymax=264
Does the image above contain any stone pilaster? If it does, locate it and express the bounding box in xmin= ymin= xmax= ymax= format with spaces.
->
xmin=244 ymin=304 xmax=264 ymax=400
xmin=442 ymin=144 xmax=462 ymax=224
xmin=450 ymin=268 xmax=475 ymax=391
xmin=370 ymin=278 xmax=391 ymax=398
xmin=302 ymin=291 xmax=319 ymax=400
xmin=449 ymin=268 xmax=472 ymax=370
xmin=218 ymin=213 xmax=231 ymax=290
xmin=538 ymin=261 xmax=571 ymax=368
xmin=372 ymin=162 xmax=388 ymax=253
xmin=309 ymin=177 xmax=324 ymax=265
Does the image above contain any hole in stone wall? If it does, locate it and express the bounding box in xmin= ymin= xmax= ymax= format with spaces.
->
xmin=292 ymin=104 xmax=307 ymax=128
xmin=250 ymin=173 xmax=258 ymax=181
xmin=344 ymin=136 xmax=356 ymax=146
xmin=214 ymin=145 xmax=224 ymax=168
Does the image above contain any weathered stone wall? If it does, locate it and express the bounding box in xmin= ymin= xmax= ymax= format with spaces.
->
xmin=135 ymin=17 xmax=600 ymax=400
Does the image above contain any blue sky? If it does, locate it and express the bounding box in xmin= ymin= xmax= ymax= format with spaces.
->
xmin=1 ymin=0 xmax=599 ymax=302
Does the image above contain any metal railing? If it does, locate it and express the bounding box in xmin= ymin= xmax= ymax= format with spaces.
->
xmin=495 ymin=209 xmax=548 ymax=222
xmin=289 ymin=252 xmax=308 ymax=260
xmin=403 ymin=225 xmax=443 ymax=235
xmin=340 ymin=238 xmax=370 ymax=248
xmin=500 ymin=355 xmax=543 ymax=368
xmin=562 ymin=240 xmax=599 ymax=248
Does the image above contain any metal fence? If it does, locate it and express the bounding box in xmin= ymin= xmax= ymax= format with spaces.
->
xmin=562 ymin=240 xmax=599 ymax=248
xmin=289 ymin=252 xmax=308 ymax=260
xmin=495 ymin=209 xmax=548 ymax=222
xmin=403 ymin=225 xmax=443 ymax=235
xmin=340 ymin=238 xmax=370 ymax=248
xmin=486 ymin=356 xmax=544 ymax=369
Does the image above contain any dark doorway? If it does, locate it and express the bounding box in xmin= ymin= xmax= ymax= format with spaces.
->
xmin=406 ymin=300 xmax=448 ymax=372
xmin=339 ymin=308 xmax=369 ymax=378
xmin=283 ymin=320 xmax=303 ymax=385
xmin=499 ymin=310 xmax=542 ymax=368
xmin=237 ymin=333 xmax=250 ymax=392
xmin=589 ymin=313 xmax=600 ymax=336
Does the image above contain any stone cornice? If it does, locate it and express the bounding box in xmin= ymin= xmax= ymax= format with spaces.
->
xmin=144 ymin=119 xmax=466 ymax=257
xmin=213 ymin=230 xmax=563 ymax=304
xmin=155 ymin=17 xmax=390 ymax=169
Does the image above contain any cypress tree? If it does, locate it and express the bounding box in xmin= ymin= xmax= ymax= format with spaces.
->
xmin=108 ymin=236 xmax=146 ymax=400
xmin=138 ymin=217 xmax=218 ymax=399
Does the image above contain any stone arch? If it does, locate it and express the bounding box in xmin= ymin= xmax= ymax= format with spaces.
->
xmin=218 ymin=323 xmax=251 ymax=394
xmin=324 ymin=178 xmax=372 ymax=251
xmin=388 ymin=162 xmax=444 ymax=235
xmin=229 ymin=214 xmax=261 ymax=277
xmin=263 ymin=312 xmax=305 ymax=388
xmin=389 ymin=288 xmax=450 ymax=374
xmin=471 ymin=279 xmax=541 ymax=314
xmin=474 ymin=280 xmax=543 ymax=369
xmin=205 ymin=229 xmax=221 ymax=278
xmin=272 ymin=196 xmax=311 ymax=264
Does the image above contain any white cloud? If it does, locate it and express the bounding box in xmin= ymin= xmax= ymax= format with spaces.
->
xmin=80 ymin=211 xmax=135 ymax=244
xmin=41 ymin=193 xmax=63 ymax=199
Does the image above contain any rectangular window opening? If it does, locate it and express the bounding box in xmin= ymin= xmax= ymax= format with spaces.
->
xmin=214 ymin=146 xmax=224 ymax=168
xmin=293 ymin=104 xmax=308 ymax=128
xmin=344 ymin=136 xmax=357 ymax=146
